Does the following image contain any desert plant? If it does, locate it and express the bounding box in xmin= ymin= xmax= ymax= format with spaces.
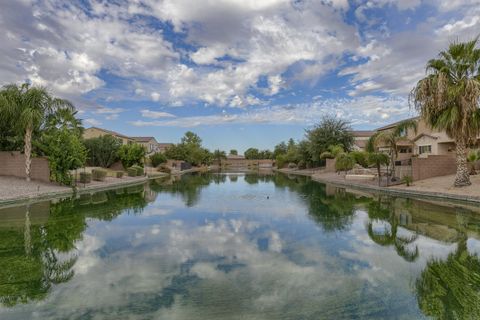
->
xmin=320 ymin=151 xmax=334 ymax=159
xmin=131 ymin=165 xmax=144 ymax=176
xmin=150 ymin=152 xmax=167 ymax=167
xmin=118 ymin=143 xmax=146 ymax=168
xmin=335 ymin=153 xmax=355 ymax=176
xmin=115 ymin=171 xmax=124 ymax=178
xmin=368 ymin=152 xmax=390 ymax=186
xmin=84 ymin=134 xmax=121 ymax=167
xmin=402 ymin=175 xmax=413 ymax=186
xmin=79 ymin=172 xmax=92 ymax=184
xmin=127 ymin=167 xmax=137 ymax=177
xmin=350 ymin=151 xmax=369 ymax=168
xmin=467 ymin=150 xmax=480 ymax=175
xmin=91 ymin=169 xmax=107 ymax=181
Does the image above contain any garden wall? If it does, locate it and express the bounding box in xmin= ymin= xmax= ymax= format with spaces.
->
xmin=325 ymin=158 xmax=336 ymax=172
xmin=411 ymin=155 xmax=456 ymax=181
xmin=0 ymin=151 xmax=50 ymax=182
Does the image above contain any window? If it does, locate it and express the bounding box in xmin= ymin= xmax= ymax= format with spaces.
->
xmin=399 ymin=147 xmax=412 ymax=153
xmin=419 ymin=145 xmax=432 ymax=154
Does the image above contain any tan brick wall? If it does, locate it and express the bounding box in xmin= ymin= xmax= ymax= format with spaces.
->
xmin=0 ymin=151 xmax=51 ymax=182
xmin=325 ymin=158 xmax=336 ymax=172
xmin=411 ymin=155 xmax=456 ymax=181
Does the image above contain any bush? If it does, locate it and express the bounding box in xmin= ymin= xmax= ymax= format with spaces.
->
xmin=92 ymin=169 xmax=107 ymax=181
xmin=115 ymin=171 xmax=124 ymax=178
xmin=37 ymin=128 xmax=87 ymax=185
xmin=118 ymin=143 xmax=146 ymax=168
xmin=288 ymin=162 xmax=297 ymax=169
xmin=402 ymin=175 xmax=413 ymax=186
xmin=335 ymin=153 xmax=355 ymax=174
xmin=79 ymin=172 xmax=92 ymax=184
xmin=84 ymin=135 xmax=121 ymax=167
xmin=158 ymin=165 xmax=171 ymax=174
xmin=276 ymin=154 xmax=287 ymax=168
xmin=350 ymin=151 xmax=369 ymax=168
xmin=320 ymin=151 xmax=334 ymax=159
xmin=150 ymin=152 xmax=167 ymax=167
xmin=127 ymin=167 xmax=137 ymax=177
xmin=132 ymin=165 xmax=144 ymax=176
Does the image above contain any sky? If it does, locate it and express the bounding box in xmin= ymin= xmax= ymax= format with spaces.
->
xmin=1 ymin=0 xmax=479 ymax=153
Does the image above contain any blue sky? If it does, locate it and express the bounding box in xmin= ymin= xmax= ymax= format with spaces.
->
xmin=1 ymin=0 xmax=479 ymax=153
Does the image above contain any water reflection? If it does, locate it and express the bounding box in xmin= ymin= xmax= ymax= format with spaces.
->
xmin=0 ymin=173 xmax=479 ymax=319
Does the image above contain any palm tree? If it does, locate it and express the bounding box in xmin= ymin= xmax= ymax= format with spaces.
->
xmin=369 ymin=120 xmax=417 ymax=181
xmin=367 ymin=152 xmax=390 ymax=186
xmin=411 ymin=38 xmax=480 ymax=187
xmin=0 ymin=83 xmax=74 ymax=181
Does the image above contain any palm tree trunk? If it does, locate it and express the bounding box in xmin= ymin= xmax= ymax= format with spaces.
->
xmin=24 ymin=126 xmax=32 ymax=182
xmin=454 ymin=139 xmax=471 ymax=187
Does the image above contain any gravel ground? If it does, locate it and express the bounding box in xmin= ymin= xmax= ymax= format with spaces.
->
xmin=0 ymin=176 xmax=69 ymax=201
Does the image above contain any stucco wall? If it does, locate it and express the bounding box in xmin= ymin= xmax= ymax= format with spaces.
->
xmin=411 ymin=155 xmax=456 ymax=181
xmin=325 ymin=158 xmax=336 ymax=172
xmin=0 ymin=151 xmax=51 ymax=182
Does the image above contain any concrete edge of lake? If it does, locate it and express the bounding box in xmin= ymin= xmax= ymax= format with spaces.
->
xmin=276 ymin=168 xmax=480 ymax=205
xmin=0 ymin=174 xmax=171 ymax=208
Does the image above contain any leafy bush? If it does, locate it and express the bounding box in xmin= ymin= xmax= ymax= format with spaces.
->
xmin=335 ymin=153 xmax=355 ymax=174
xmin=118 ymin=143 xmax=146 ymax=168
xmin=320 ymin=151 xmax=334 ymax=159
xmin=115 ymin=171 xmax=124 ymax=178
xmin=127 ymin=167 xmax=137 ymax=177
xmin=276 ymin=154 xmax=287 ymax=169
xmin=350 ymin=151 xmax=369 ymax=168
xmin=150 ymin=152 xmax=167 ymax=167
xmin=36 ymin=128 xmax=87 ymax=185
xmin=79 ymin=172 xmax=92 ymax=184
xmin=131 ymin=165 xmax=144 ymax=176
xmin=84 ymin=135 xmax=121 ymax=168
xmin=402 ymin=175 xmax=413 ymax=186
xmin=92 ymin=169 xmax=107 ymax=181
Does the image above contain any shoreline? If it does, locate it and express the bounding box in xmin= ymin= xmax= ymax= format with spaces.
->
xmin=276 ymin=168 xmax=480 ymax=204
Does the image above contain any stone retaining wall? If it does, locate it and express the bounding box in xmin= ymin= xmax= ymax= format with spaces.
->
xmin=0 ymin=151 xmax=50 ymax=182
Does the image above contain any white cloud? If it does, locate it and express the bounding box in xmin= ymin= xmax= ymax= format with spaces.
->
xmin=140 ymin=109 xmax=176 ymax=119
xmin=84 ymin=118 xmax=102 ymax=126
xmin=151 ymin=92 xmax=161 ymax=102
xmin=130 ymin=95 xmax=413 ymax=128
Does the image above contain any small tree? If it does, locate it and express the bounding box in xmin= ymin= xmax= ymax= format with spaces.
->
xmin=150 ymin=152 xmax=167 ymax=167
xmin=118 ymin=143 xmax=146 ymax=168
xmin=84 ymin=135 xmax=121 ymax=168
xmin=244 ymin=148 xmax=260 ymax=160
xmin=368 ymin=152 xmax=390 ymax=186
xmin=229 ymin=149 xmax=238 ymax=155
xmin=350 ymin=151 xmax=369 ymax=168
xmin=335 ymin=153 xmax=355 ymax=176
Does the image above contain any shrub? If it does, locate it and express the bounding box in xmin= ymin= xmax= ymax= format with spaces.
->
xmin=335 ymin=153 xmax=355 ymax=174
xmin=402 ymin=175 xmax=413 ymax=186
xmin=150 ymin=152 xmax=167 ymax=167
xmin=127 ymin=167 xmax=137 ymax=177
xmin=84 ymin=134 xmax=121 ymax=167
xmin=92 ymin=169 xmax=107 ymax=181
xmin=288 ymin=162 xmax=297 ymax=169
xmin=158 ymin=165 xmax=171 ymax=174
xmin=132 ymin=165 xmax=144 ymax=176
xmin=37 ymin=128 xmax=87 ymax=185
xmin=79 ymin=172 xmax=92 ymax=184
xmin=350 ymin=151 xmax=369 ymax=168
xmin=276 ymin=154 xmax=287 ymax=168
xmin=320 ymin=151 xmax=334 ymax=159
xmin=118 ymin=143 xmax=146 ymax=168
xmin=115 ymin=171 xmax=124 ymax=178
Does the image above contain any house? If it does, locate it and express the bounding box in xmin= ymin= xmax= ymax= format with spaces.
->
xmin=131 ymin=137 xmax=160 ymax=154
xmin=375 ymin=117 xmax=467 ymax=159
xmin=83 ymin=127 xmax=134 ymax=145
xmin=157 ymin=143 xmax=174 ymax=153
xmin=350 ymin=131 xmax=375 ymax=151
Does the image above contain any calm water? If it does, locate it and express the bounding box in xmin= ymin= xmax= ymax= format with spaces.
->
xmin=0 ymin=172 xmax=480 ymax=319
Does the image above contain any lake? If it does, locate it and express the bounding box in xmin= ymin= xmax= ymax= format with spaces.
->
xmin=0 ymin=172 xmax=479 ymax=319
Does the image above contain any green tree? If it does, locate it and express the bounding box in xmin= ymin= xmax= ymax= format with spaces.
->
xmin=0 ymin=83 xmax=75 ymax=181
xmin=368 ymin=152 xmax=390 ymax=186
xmin=335 ymin=153 xmax=355 ymax=175
xmin=229 ymin=149 xmax=238 ymax=155
xmin=411 ymin=38 xmax=480 ymax=187
xmin=118 ymin=143 xmax=146 ymax=168
xmin=273 ymin=141 xmax=287 ymax=158
xmin=181 ymin=131 xmax=202 ymax=147
xmin=212 ymin=149 xmax=227 ymax=162
xmin=306 ymin=116 xmax=354 ymax=163
xmin=150 ymin=152 xmax=167 ymax=167
xmin=244 ymin=148 xmax=260 ymax=160
xmin=369 ymin=120 xmax=417 ymax=181
xmin=84 ymin=135 xmax=122 ymax=168
xmin=36 ymin=128 xmax=87 ymax=185
xmin=259 ymin=149 xmax=273 ymax=160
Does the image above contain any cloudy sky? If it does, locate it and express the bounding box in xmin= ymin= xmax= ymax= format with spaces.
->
xmin=1 ymin=0 xmax=479 ymax=152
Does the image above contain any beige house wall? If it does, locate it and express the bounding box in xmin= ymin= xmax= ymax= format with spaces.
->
xmin=83 ymin=127 xmax=133 ymax=145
